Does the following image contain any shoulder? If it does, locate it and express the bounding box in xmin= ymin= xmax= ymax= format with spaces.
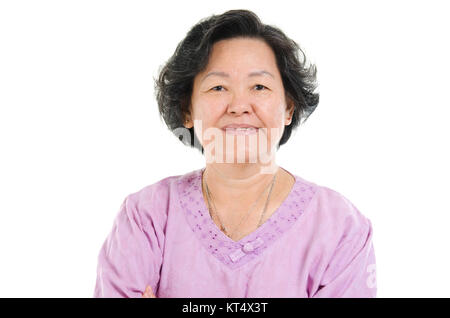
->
xmin=120 ymin=168 xmax=200 ymax=227
xmin=294 ymin=174 xmax=373 ymax=243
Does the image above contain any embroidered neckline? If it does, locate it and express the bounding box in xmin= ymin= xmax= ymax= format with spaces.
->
xmin=176 ymin=168 xmax=317 ymax=270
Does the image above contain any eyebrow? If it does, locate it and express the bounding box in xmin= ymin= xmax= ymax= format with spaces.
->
xmin=201 ymin=70 xmax=275 ymax=82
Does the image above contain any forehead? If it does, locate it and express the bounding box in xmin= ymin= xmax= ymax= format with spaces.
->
xmin=201 ymin=38 xmax=279 ymax=77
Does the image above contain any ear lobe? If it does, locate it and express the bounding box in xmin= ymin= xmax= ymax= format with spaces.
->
xmin=183 ymin=102 xmax=193 ymax=128
xmin=285 ymin=100 xmax=294 ymax=125
xmin=184 ymin=118 xmax=193 ymax=129
xmin=183 ymin=113 xmax=192 ymax=128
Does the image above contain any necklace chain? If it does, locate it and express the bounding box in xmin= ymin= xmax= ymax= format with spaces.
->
xmin=203 ymin=168 xmax=278 ymax=241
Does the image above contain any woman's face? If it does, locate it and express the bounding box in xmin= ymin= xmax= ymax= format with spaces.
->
xmin=187 ymin=37 xmax=294 ymax=164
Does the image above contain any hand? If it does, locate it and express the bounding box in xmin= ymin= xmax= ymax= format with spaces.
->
xmin=142 ymin=285 xmax=156 ymax=298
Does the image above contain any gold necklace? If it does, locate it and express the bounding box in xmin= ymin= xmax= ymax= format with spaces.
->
xmin=203 ymin=168 xmax=278 ymax=240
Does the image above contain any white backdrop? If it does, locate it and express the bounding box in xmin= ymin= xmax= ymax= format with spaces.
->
xmin=0 ymin=0 xmax=449 ymax=297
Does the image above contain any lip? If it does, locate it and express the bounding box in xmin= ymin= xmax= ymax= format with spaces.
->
xmin=221 ymin=124 xmax=259 ymax=129
xmin=221 ymin=125 xmax=259 ymax=136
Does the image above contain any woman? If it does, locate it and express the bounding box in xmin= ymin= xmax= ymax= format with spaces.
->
xmin=94 ymin=9 xmax=377 ymax=298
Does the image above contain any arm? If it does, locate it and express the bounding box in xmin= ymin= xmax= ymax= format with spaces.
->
xmin=311 ymin=218 xmax=377 ymax=298
xmin=93 ymin=195 xmax=163 ymax=298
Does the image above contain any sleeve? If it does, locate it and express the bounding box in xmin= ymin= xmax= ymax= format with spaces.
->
xmin=93 ymin=194 xmax=163 ymax=298
xmin=311 ymin=217 xmax=377 ymax=298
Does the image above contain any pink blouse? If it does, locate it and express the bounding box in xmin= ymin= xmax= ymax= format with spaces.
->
xmin=94 ymin=167 xmax=377 ymax=297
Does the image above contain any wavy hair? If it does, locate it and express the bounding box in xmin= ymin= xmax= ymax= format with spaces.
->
xmin=154 ymin=9 xmax=319 ymax=154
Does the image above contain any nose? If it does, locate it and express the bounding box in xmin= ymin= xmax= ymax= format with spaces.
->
xmin=227 ymin=92 xmax=253 ymax=116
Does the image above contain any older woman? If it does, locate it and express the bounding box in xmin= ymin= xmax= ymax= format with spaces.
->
xmin=94 ymin=9 xmax=377 ymax=298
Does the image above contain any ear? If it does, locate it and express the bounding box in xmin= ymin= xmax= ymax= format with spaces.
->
xmin=184 ymin=107 xmax=194 ymax=128
xmin=285 ymin=99 xmax=294 ymax=126
xmin=184 ymin=116 xmax=193 ymax=129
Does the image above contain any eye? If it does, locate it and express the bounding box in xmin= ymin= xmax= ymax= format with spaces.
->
xmin=211 ymin=85 xmax=225 ymax=91
xmin=254 ymin=84 xmax=268 ymax=91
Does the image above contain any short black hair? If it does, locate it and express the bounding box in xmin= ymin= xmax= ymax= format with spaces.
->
xmin=154 ymin=9 xmax=319 ymax=154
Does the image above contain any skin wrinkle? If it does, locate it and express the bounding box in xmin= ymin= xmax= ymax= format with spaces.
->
xmin=201 ymin=70 xmax=275 ymax=83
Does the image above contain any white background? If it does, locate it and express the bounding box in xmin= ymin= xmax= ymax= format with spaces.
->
xmin=1 ymin=0 xmax=449 ymax=297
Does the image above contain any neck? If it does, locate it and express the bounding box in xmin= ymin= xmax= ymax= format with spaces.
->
xmin=202 ymin=161 xmax=280 ymax=209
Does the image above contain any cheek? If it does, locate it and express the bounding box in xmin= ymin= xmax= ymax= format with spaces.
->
xmin=198 ymin=96 xmax=225 ymax=114
xmin=192 ymin=99 xmax=223 ymax=123
xmin=257 ymin=104 xmax=286 ymax=127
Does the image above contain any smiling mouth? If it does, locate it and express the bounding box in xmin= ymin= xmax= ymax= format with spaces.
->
xmin=222 ymin=127 xmax=258 ymax=135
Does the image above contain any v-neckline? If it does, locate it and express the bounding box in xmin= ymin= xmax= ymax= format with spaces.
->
xmin=200 ymin=167 xmax=296 ymax=244
xmin=176 ymin=167 xmax=317 ymax=270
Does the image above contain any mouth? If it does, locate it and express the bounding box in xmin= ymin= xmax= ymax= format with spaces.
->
xmin=221 ymin=127 xmax=258 ymax=135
